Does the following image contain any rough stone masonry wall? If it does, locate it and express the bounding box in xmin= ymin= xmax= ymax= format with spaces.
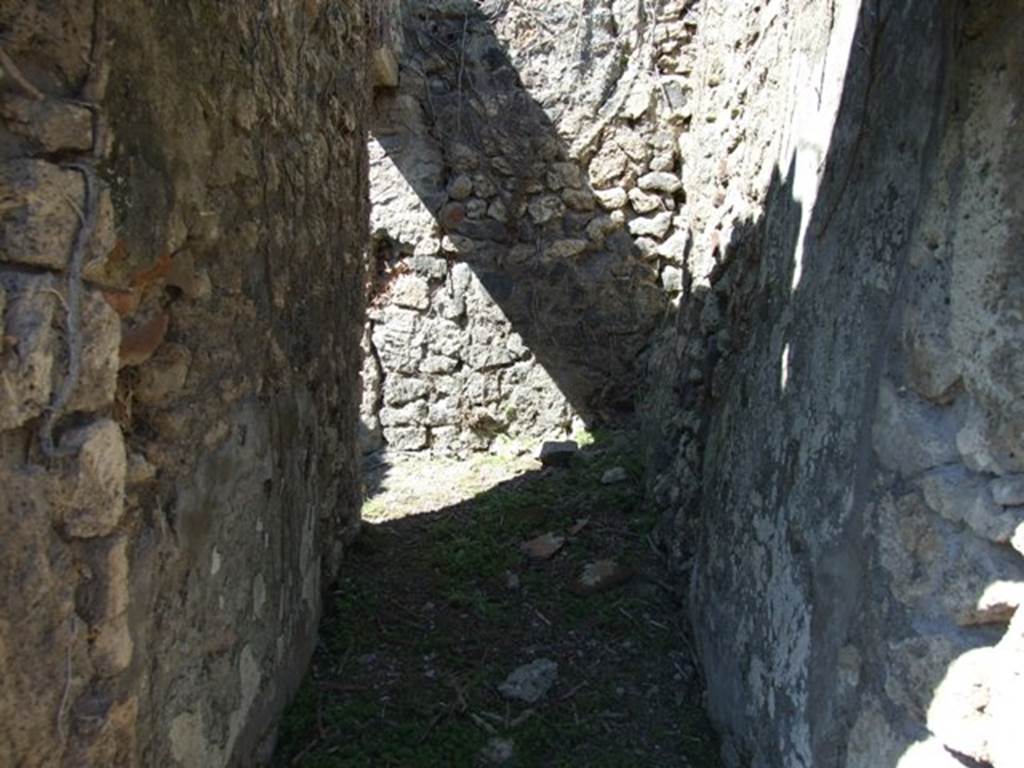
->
xmin=641 ymin=1 xmax=1024 ymax=766
xmin=0 ymin=2 xmax=369 ymax=765
xmin=361 ymin=0 xmax=682 ymax=456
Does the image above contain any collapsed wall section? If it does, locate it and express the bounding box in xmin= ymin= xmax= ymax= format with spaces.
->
xmin=0 ymin=2 xmax=369 ymax=765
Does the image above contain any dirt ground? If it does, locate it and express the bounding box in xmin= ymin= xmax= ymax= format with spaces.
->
xmin=273 ymin=435 xmax=721 ymax=767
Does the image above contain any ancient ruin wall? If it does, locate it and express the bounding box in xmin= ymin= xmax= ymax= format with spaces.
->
xmin=0 ymin=2 xmax=369 ymax=765
xmin=642 ymin=1 xmax=1024 ymax=766
xmin=361 ymin=0 xmax=674 ymax=456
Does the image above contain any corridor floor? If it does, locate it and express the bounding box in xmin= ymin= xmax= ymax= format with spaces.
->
xmin=273 ymin=435 xmax=720 ymax=767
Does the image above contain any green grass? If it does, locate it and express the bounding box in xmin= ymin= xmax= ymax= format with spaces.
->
xmin=274 ymin=432 xmax=721 ymax=767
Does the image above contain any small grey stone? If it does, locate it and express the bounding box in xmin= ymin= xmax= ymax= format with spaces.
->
xmin=601 ymin=466 xmax=629 ymax=485
xmin=539 ymin=440 xmax=578 ymax=467
xmin=498 ymin=659 xmax=558 ymax=703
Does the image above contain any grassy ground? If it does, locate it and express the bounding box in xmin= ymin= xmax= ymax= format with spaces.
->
xmin=273 ymin=434 xmax=720 ymax=767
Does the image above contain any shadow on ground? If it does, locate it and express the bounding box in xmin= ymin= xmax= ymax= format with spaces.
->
xmin=274 ymin=436 xmax=720 ymax=767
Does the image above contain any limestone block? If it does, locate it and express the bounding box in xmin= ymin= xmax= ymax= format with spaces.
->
xmin=527 ymin=194 xmax=563 ymax=224
xmin=588 ymin=144 xmax=628 ymax=188
xmin=424 ymin=319 xmax=462 ymax=357
xmin=56 ymin=419 xmax=127 ymax=538
xmin=134 ymin=343 xmax=192 ymax=405
xmin=379 ymin=401 xmax=428 ymax=427
xmin=872 ymin=380 xmax=959 ymax=474
xmin=0 ymin=272 xmax=58 ymax=430
xmin=656 ymin=229 xmax=689 ymax=261
xmin=546 ymin=162 xmax=583 ymax=190
xmin=1 ymin=95 xmax=93 ymax=152
xmin=1 ymin=273 xmax=117 ymax=430
xmin=67 ymin=288 xmax=120 ymax=414
xmin=634 ymin=237 xmax=659 ymax=260
xmin=385 ymin=425 xmax=428 ymax=451
xmin=661 ymin=265 xmax=683 ymax=293
xmin=628 ymin=212 xmax=672 ymax=238
xmin=545 ymin=239 xmax=587 ymax=259
xmin=595 ymin=187 xmax=628 ymax=209
xmin=427 ymin=399 xmax=458 ymax=426
xmin=487 ymin=198 xmax=508 ymax=222
xmin=637 ymin=171 xmax=682 ymax=194
xmin=614 ymin=128 xmax=650 ymax=164
xmin=390 ymin=274 xmax=431 ymax=310
xmin=408 ymin=255 xmax=448 ymax=280
xmin=471 ymin=173 xmax=498 ymax=198
xmin=919 ymin=466 xmax=1021 ymax=545
xmin=383 ymin=376 xmax=429 ymax=407
xmin=447 ymin=174 xmax=473 ymax=200
xmin=371 ymin=46 xmax=399 ymax=88
xmin=420 ymin=354 xmax=459 ymax=374
xmin=0 ymin=160 xmax=83 ymax=270
xmin=628 ymin=188 xmax=662 ymax=213
xmin=561 ymin=188 xmax=595 ymax=212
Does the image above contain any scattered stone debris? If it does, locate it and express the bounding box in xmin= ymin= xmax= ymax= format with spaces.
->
xmin=521 ymin=532 xmax=565 ymax=560
xmin=499 ymin=659 xmax=559 ymax=703
xmin=480 ymin=737 xmax=516 ymax=764
xmin=539 ymin=440 xmax=578 ymax=468
xmin=601 ymin=466 xmax=629 ymax=485
xmin=571 ymin=560 xmax=634 ymax=596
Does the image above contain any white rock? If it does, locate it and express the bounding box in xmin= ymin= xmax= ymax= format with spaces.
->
xmin=628 ymin=212 xmax=672 ymax=238
xmin=638 ymin=171 xmax=682 ymax=193
xmin=656 ymin=229 xmax=690 ymax=260
xmin=628 ymin=188 xmax=662 ymax=213
xmin=595 ymin=187 xmax=628 ymax=209
xmin=390 ymin=274 xmax=431 ymax=310
xmin=498 ymin=659 xmax=558 ymax=703
xmin=661 ymin=266 xmax=683 ymax=293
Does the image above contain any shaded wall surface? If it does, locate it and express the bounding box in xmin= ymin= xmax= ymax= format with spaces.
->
xmin=0 ymin=1 xmax=369 ymax=765
xmin=641 ymin=0 xmax=1023 ymax=766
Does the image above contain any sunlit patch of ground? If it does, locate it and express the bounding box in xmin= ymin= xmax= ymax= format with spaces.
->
xmin=275 ymin=433 xmax=721 ymax=767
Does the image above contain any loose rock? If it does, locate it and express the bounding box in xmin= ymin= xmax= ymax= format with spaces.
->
xmin=539 ymin=440 xmax=578 ymax=467
xmin=601 ymin=466 xmax=629 ymax=485
xmin=499 ymin=659 xmax=558 ymax=703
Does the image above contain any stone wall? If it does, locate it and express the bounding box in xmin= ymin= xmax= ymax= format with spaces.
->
xmin=641 ymin=0 xmax=1024 ymax=766
xmin=3 ymin=1 xmax=1022 ymax=766
xmin=361 ymin=0 xmax=673 ymax=456
xmin=0 ymin=2 xmax=368 ymax=765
